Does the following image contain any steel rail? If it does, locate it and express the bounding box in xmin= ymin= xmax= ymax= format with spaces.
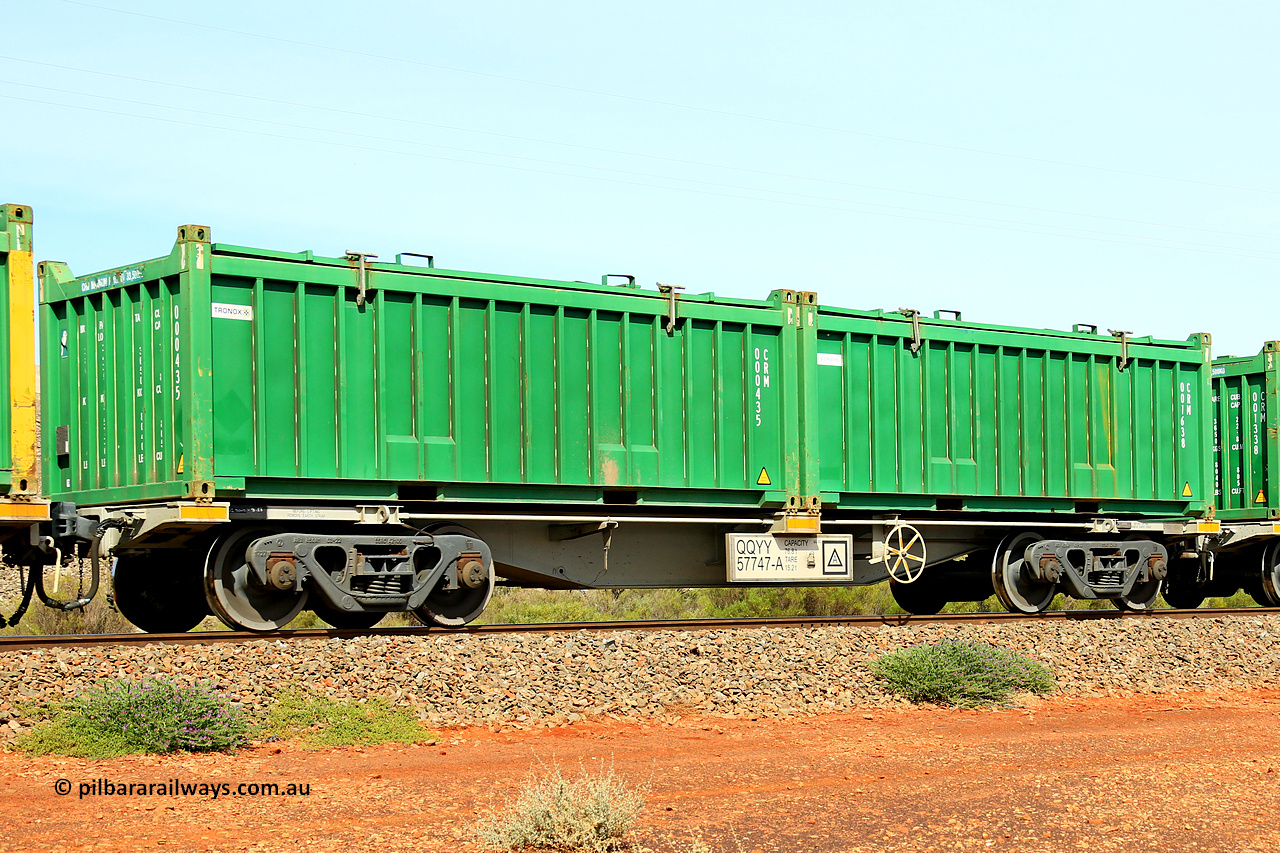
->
xmin=401 ymin=512 xmax=1134 ymax=530
xmin=402 ymin=513 xmax=775 ymax=524
xmin=0 ymin=607 xmax=1276 ymax=653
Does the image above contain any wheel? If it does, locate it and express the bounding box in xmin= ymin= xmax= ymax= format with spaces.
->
xmin=1160 ymin=555 xmax=1207 ymax=608
xmin=112 ymin=553 xmax=209 ymax=633
xmin=1257 ymin=542 xmax=1280 ymax=607
xmin=991 ymin=532 xmax=1055 ymax=614
xmin=412 ymin=558 xmax=495 ymax=627
xmin=883 ymin=524 xmax=927 ymax=584
xmin=1113 ymin=537 xmax=1162 ymax=611
xmin=1167 ymin=581 xmax=1203 ymax=607
xmin=1114 ymin=578 xmax=1162 ymax=610
xmin=408 ymin=523 xmax=496 ymax=628
xmin=204 ymin=527 xmax=308 ymax=632
xmin=311 ymin=600 xmax=386 ymax=629
xmin=889 ymin=579 xmax=947 ymax=616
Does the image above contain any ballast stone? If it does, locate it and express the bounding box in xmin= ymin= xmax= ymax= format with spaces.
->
xmin=0 ymin=616 xmax=1278 ymax=735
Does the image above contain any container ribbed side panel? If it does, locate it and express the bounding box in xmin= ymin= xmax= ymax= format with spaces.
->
xmin=1211 ymin=345 xmax=1278 ymax=519
xmin=815 ymin=315 xmax=1212 ymax=510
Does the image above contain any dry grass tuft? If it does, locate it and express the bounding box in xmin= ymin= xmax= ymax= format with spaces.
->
xmin=474 ymin=761 xmax=646 ymax=852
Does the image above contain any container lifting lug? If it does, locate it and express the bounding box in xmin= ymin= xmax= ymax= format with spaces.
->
xmin=897 ymin=308 xmax=922 ymax=354
xmin=395 ymin=252 xmax=434 ymax=268
xmin=345 ymin=250 xmax=378 ymax=307
xmin=1109 ymin=329 xmax=1132 ymax=370
xmin=657 ymin=282 xmax=684 ymax=334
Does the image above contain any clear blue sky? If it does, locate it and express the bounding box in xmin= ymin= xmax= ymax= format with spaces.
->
xmin=5 ymin=0 xmax=1278 ymax=355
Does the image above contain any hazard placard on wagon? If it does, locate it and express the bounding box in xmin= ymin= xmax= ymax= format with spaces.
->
xmin=726 ymin=533 xmax=855 ymax=582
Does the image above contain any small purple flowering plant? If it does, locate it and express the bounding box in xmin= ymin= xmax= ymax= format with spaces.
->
xmin=17 ymin=678 xmax=252 ymax=757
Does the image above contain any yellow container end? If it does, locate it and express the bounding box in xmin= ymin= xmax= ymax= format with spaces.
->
xmin=178 ymin=504 xmax=229 ymax=522
xmin=784 ymin=515 xmax=820 ymax=533
xmin=0 ymin=502 xmax=50 ymax=520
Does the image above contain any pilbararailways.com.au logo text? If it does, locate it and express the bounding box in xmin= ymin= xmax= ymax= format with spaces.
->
xmin=55 ymin=778 xmax=311 ymax=799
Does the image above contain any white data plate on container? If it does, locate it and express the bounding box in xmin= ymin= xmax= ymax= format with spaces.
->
xmin=726 ymin=534 xmax=854 ymax=582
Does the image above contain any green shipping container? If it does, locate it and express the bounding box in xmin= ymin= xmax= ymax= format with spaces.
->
xmin=37 ymin=223 xmax=1215 ymax=519
xmin=38 ymin=226 xmax=806 ymax=508
xmin=1211 ymin=342 xmax=1279 ymax=520
xmin=808 ymin=305 xmax=1215 ymax=517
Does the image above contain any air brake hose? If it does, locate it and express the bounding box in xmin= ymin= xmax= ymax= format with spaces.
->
xmin=33 ymin=518 xmax=130 ymax=612
xmin=0 ymin=567 xmax=38 ymax=628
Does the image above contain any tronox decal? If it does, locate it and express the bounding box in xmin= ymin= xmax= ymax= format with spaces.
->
xmin=211 ymin=302 xmax=253 ymax=321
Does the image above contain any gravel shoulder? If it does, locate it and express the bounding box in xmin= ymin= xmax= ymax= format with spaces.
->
xmin=3 ymin=615 xmax=1280 ymax=732
xmin=2 ymin=615 xmax=1279 ymax=851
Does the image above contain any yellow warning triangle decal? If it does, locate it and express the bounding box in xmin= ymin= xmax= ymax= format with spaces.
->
xmin=1257 ymin=489 xmax=1268 ymax=504
xmin=1182 ymin=482 xmax=1192 ymax=498
xmin=757 ymin=467 xmax=772 ymax=486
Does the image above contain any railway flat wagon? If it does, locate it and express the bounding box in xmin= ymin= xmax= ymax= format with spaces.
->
xmin=805 ymin=304 xmax=1215 ymax=614
xmin=0 ymin=209 xmax=1222 ymax=631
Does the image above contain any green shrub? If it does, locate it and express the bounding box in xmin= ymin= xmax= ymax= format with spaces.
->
xmin=475 ymin=763 xmax=646 ymax=853
xmin=872 ymin=640 xmax=1055 ymax=707
xmin=477 ymin=585 xmax=903 ymax=624
xmin=15 ymin=678 xmax=251 ymax=758
xmin=479 ymin=583 xmax=1265 ymax=623
xmin=266 ymin=690 xmax=429 ymax=748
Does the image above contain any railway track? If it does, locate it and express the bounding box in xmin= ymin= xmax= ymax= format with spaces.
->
xmin=1 ymin=606 xmax=1276 ymax=652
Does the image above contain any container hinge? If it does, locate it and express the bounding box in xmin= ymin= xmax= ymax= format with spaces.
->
xmin=1109 ymin=329 xmax=1132 ymax=370
xmin=345 ymin=251 xmax=378 ymax=307
xmin=897 ymin=308 xmax=922 ymax=354
xmin=657 ymin=283 xmax=685 ymax=334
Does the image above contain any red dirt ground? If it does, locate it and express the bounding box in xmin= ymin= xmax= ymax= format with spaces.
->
xmin=2 ymin=690 xmax=1279 ymax=853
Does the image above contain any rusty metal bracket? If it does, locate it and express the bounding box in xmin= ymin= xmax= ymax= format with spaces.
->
xmin=548 ymin=519 xmax=619 ymax=541
xmin=550 ymin=519 xmax=620 ymax=576
xmin=345 ymin=251 xmax=378 ymax=307
xmin=356 ymin=505 xmax=402 ymax=525
xmin=657 ymin=283 xmax=685 ymax=334
xmin=897 ymin=308 xmax=922 ymax=354
xmin=1108 ymin=329 xmax=1132 ymax=370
